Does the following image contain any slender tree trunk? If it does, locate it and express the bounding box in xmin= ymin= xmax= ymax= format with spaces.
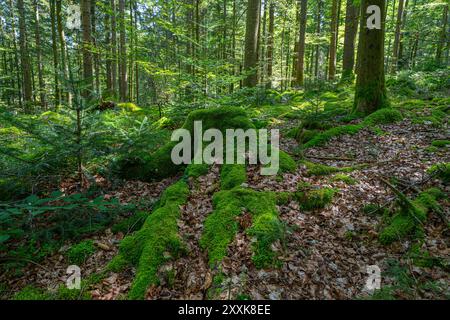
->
xmin=33 ymin=0 xmax=46 ymax=108
xmin=243 ymin=0 xmax=261 ymax=87
xmin=295 ymin=0 xmax=308 ymax=87
xmin=56 ymin=0 xmax=71 ymax=105
xmin=342 ymin=0 xmax=359 ymax=81
xmin=436 ymin=3 xmax=448 ymax=64
xmin=17 ymin=0 xmax=33 ymax=110
xmin=50 ymin=0 xmax=60 ymax=106
xmin=110 ymin=0 xmax=118 ymax=98
xmin=314 ymin=0 xmax=322 ymax=78
xmin=266 ymin=2 xmax=274 ymax=89
xmin=328 ymin=0 xmax=339 ymax=80
xmin=81 ymin=0 xmax=94 ymax=100
xmin=354 ymin=0 xmax=388 ymax=114
xmin=91 ymin=0 xmax=100 ymax=96
xmin=105 ymin=5 xmax=113 ymax=97
xmin=390 ymin=0 xmax=404 ymax=73
xmin=118 ymin=0 xmax=128 ymax=101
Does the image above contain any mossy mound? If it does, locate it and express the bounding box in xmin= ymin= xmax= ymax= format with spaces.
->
xmin=431 ymin=140 xmax=450 ymax=148
xmin=220 ymin=164 xmax=247 ymax=190
xmin=107 ymin=180 xmax=189 ymax=299
xmin=201 ymin=166 xmax=282 ymax=268
xmin=295 ymin=187 xmax=336 ymax=211
xmin=427 ymin=163 xmax=450 ymax=184
xmin=113 ymin=107 xmax=255 ymax=181
xmin=362 ymin=108 xmax=403 ymax=126
xmin=379 ymin=188 xmax=445 ymax=245
xmin=67 ymin=240 xmax=96 ymax=265
xmin=331 ymin=174 xmax=357 ymax=185
xmin=278 ymin=150 xmax=297 ymax=173
xmin=184 ymin=163 xmax=210 ymax=178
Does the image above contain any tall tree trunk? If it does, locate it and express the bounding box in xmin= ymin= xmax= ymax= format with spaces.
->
xmin=110 ymin=0 xmax=118 ymax=98
xmin=50 ymin=0 xmax=60 ymax=106
xmin=436 ymin=3 xmax=448 ymax=64
xmin=342 ymin=0 xmax=359 ymax=81
xmin=17 ymin=0 xmax=33 ymax=110
xmin=266 ymin=2 xmax=274 ymax=89
xmin=91 ymin=0 xmax=100 ymax=96
xmin=390 ymin=0 xmax=404 ymax=73
xmin=118 ymin=0 xmax=128 ymax=101
xmin=81 ymin=0 xmax=94 ymax=100
xmin=295 ymin=0 xmax=308 ymax=87
xmin=56 ymin=0 xmax=71 ymax=106
xmin=33 ymin=0 xmax=46 ymax=108
xmin=314 ymin=0 xmax=322 ymax=78
xmin=354 ymin=0 xmax=388 ymax=114
xmin=105 ymin=4 xmax=113 ymax=97
xmin=8 ymin=0 xmax=22 ymax=108
xmin=243 ymin=0 xmax=261 ymax=88
xmin=328 ymin=0 xmax=339 ymax=80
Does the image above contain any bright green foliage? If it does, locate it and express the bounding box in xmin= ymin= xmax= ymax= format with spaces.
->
xmin=220 ymin=164 xmax=247 ymax=190
xmin=111 ymin=211 xmax=149 ymax=234
xmin=362 ymin=108 xmax=403 ymax=126
xmin=379 ymin=188 xmax=445 ymax=245
xmin=117 ymin=102 xmax=142 ymax=112
xmin=278 ymin=150 xmax=297 ymax=173
xmin=67 ymin=240 xmax=96 ymax=265
xmin=427 ymin=163 xmax=450 ymax=184
xmin=108 ymin=180 xmax=189 ymax=299
xmin=331 ymin=174 xmax=357 ymax=185
xmin=295 ymin=187 xmax=336 ymax=211
xmin=303 ymin=125 xmax=363 ymax=148
xmin=201 ymin=188 xmax=282 ymax=268
xmin=12 ymin=286 xmax=51 ymax=300
xmin=185 ymin=163 xmax=210 ymax=178
xmin=275 ymin=192 xmax=292 ymax=205
xmin=56 ymin=285 xmax=92 ymax=300
xmin=431 ymin=140 xmax=450 ymax=148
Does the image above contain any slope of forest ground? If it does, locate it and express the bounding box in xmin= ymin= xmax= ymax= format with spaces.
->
xmin=0 ymin=70 xmax=449 ymax=300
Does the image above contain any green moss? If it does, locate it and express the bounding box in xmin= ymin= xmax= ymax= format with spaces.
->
xmin=275 ymin=192 xmax=292 ymax=205
xmin=431 ymin=140 xmax=450 ymax=148
xmin=111 ymin=211 xmax=148 ymax=234
xmin=67 ymin=240 xmax=96 ymax=265
xmin=331 ymin=174 xmax=357 ymax=185
xmin=278 ymin=150 xmax=297 ymax=173
xmin=295 ymin=187 xmax=336 ymax=211
xmin=427 ymin=163 xmax=450 ymax=184
xmin=12 ymin=286 xmax=51 ymax=300
xmin=379 ymin=188 xmax=444 ymax=245
xmin=110 ymin=180 xmax=189 ymax=299
xmin=114 ymin=107 xmax=255 ymax=181
xmin=220 ymin=164 xmax=247 ymax=190
xmin=185 ymin=163 xmax=210 ymax=178
xmin=303 ymin=124 xmax=363 ymax=148
xmin=201 ymin=178 xmax=281 ymax=268
xmin=362 ymin=108 xmax=403 ymax=126
xmin=117 ymin=102 xmax=142 ymax=112
xmin=56 ymin=284 xmax=92 ymax=300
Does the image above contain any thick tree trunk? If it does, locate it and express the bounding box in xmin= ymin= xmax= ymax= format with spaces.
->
xmin=294 ymin=0 xmax=308 ymax=87
xmin=243 ymin=0 xmax=261 ymax=88
xmin=354 ymin=0 xmax=388 ymax=114
xmin=17 ymin=0 xmax=33 ymax=110
xmin=111 ymin=0 xmax=118 ymax=98
xmin=328 ymin=0 xmax=339 ymax=80
xmin=342 ymin=0 xmax=359 ymax=81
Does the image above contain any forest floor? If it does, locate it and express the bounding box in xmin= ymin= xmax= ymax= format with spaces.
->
xmin=2 ymin=105 xmax=448 ymax=300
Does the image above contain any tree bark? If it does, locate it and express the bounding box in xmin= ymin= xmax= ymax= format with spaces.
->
xmin=243 ymin=0 xmax=261 ymax=87
xmin=33 ymin=0 xmax=46 ymax=108
xmin=390 ymin=0 xmax=404 ymax=73
xmin=354 ymin=0 xmax=388 ymax=114
xmin=110 ymin=0 xmax=118 ymax=98
xmin=266 ymin=2 xmax=274 ymax=89
xmin=81 ymin=0 xmax=94 ymax=99
xmin=342 ymin=0 xmax=360 ymax=81
xmin=295 ymin=0 xmax=308 ymax=87
xmin=328 ymin=0 xmax=339 ymax=80
xmin=17 ymin=0 xmax=33 ymax=110
xmin=436 ymin=3 xmax=448 ymax=64
xmin=118 ymin=0 xmax=128 ymax=101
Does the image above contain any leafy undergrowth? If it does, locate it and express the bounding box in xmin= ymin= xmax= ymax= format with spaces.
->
xmin=2 ymin=87 xmax=449 ymax=300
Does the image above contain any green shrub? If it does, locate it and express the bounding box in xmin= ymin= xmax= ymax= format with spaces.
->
xmin=67 ymin=240 xmax=96 ymax=265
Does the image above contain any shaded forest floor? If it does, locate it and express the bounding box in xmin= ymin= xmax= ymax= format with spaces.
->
xmin=1 ymin=74 xmax=449 ymax=300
